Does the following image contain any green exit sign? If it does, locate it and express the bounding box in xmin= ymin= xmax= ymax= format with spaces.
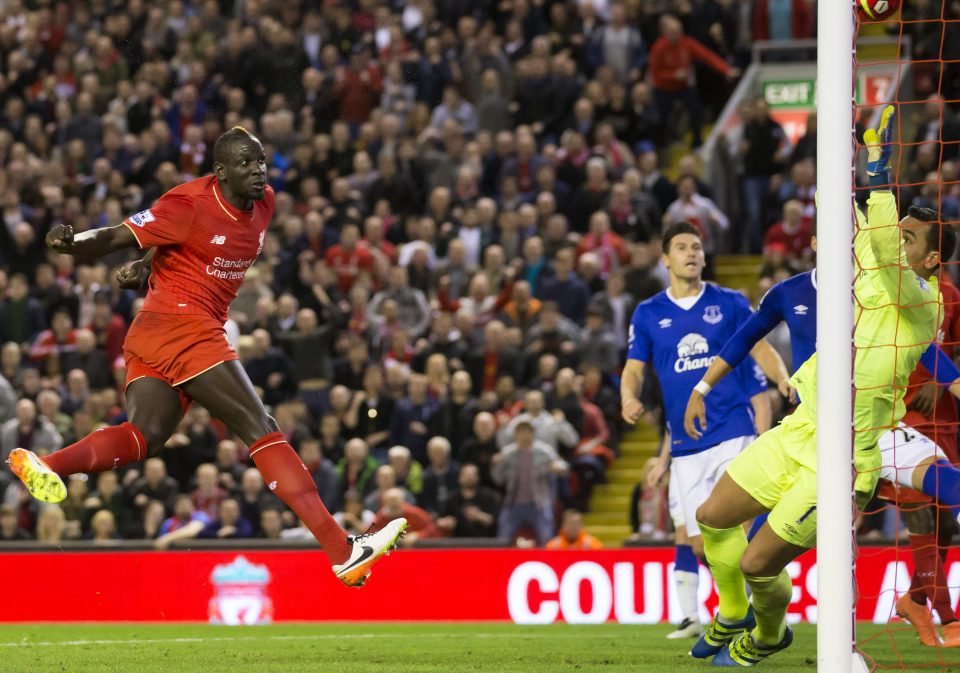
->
xmin=763 ymin=79 xmax=816 ymax=109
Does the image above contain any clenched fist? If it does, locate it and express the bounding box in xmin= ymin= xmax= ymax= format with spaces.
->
xmin=45 ymin=223 xmax=74 ymax=254
xmin=115 ymin=259 xmax=149 ymax=290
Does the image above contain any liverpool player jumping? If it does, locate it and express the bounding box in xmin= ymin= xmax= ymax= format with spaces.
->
xmin=6 ymin=127 xmax=406 ymax=587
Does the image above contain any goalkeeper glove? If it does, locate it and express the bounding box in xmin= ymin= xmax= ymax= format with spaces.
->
xmin=864 ymin=105 xmax=896 ymax=181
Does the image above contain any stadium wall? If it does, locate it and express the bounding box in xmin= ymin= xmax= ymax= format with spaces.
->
xmin=0 ymin=548 xmax=923 ymax=625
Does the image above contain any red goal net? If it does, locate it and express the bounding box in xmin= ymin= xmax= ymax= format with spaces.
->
xmin=854 ymin=2 xmax=960 ymax=670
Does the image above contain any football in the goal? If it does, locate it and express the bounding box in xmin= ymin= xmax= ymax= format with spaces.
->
xmin=857 ymin=0 xmax=900 ymax=21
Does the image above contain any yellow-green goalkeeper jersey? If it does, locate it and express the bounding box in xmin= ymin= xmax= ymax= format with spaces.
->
xmin=784 ymin=190 xmax=943 ymax=466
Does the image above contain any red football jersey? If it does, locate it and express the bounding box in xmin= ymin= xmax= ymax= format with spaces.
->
xmin=123 ymin=176 xmax=275 ymax=322
xmin=902 ymin=276 xmax=960 ymax=458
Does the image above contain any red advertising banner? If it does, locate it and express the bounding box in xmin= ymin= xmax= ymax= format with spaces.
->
xmin=0 ymin=547 xmax=927 ymax=624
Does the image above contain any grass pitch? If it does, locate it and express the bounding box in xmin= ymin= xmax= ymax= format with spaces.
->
xmin=0 ymin=622 xmax=945 ymax=672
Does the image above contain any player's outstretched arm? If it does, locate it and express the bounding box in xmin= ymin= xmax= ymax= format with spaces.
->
xmin=861 ymin=106 xmax=934 ymax=315
xmin=45 ymin=222 xmax=140 ymax=262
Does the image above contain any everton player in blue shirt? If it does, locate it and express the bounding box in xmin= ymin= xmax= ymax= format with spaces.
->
xmin=621 ymin=222 xmax=791 ymax=640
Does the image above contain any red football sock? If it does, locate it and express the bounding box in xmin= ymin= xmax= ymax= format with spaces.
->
xmin=938 ymin=522 xmax=957 ymax=624
xmin=908 ymin=533 xmax=956 ymax=623
xmin=41 ymin=422 xmax=146 ymax=476
xmin=249 ymin=432 xmax=351 ymax=564
xmin=909 ymin=533 xmax=937 ymax=605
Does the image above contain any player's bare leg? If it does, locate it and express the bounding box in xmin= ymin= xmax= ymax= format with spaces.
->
xmin=7 ymin=377 xmax=183 ymax=502
xmin=182 ymin=360 xmax=406 ymax=586
xmin=690 ymin=474 xmax=768 ymax=658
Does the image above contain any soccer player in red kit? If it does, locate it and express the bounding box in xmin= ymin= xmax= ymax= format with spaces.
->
xmin=6 ymin=127 xmax=406 ymax=587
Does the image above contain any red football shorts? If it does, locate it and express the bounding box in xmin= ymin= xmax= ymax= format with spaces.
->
xmin=124 ymin=311 xmax=237 ymax=406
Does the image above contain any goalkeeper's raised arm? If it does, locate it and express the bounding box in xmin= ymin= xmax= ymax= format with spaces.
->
xmin=853 ymin=105 xmax=954 ymax=453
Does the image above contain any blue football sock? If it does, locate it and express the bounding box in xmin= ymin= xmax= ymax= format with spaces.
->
xmin=922 ymin=459 xmax=960 ymax=517
xmin=675 ymin=543 xmax=698 ymax=574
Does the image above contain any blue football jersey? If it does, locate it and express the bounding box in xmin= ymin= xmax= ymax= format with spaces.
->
xmin=627 ymin=283 xmax=767 ymax=457
xmin=716 ymin=268 xmax=957 ymax=383
xmin=716 ymin=270 xmax=817 ymax=374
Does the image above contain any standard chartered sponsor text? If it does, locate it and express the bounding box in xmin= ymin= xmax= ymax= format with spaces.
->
xmin=206 ymin=256 xmax=253 ymax=279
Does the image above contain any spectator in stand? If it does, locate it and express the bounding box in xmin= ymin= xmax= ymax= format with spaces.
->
xmin=367 ymin=266 xmax=431 ymax=339
xmin=0 ymin=373 xmax=17 ymax=425
xmin=419 ymin=436 xmax=461 ymax=515
xmin=336 ymin=437 xmax=380 ymax=501
xmin=389 ymin=373 xmax=439 ymax=462
xmin=334 ymin=490 xmax=377 ymax=536
xmin=0 ymin=273 xmax=47 ymax=346
xmin=494 ymin=420 xmax=569 ymax=546
xmin=388 ymin=444 xmax=424 ymax=497
xmin=763 ymin=199 xmax=814 ymax=266
xmin=0 ymin=504 xmax=30 ymax=541
xmin=436 ymin=463 xmax=501 ymax=538
xmin=0 ymin=398 xmax=63 ymax=466
xmin=364 ymin=464 xmax=414 ymax=512
xmin=751 ymin=0 xmax=813 ymax=41
xmin=214 ymin=439 xmax=246 ymax=494
xmin=238 ymin=467 xmax=280 ymax=537
xmin=201 ymin=498 xmax=254 ymax=540
xmin=190 ymin=463 xmax=229 ymax=520
xmin=342 ymin=365 xmax=394 ymax=453
xmin=325 ymin=223 xmax=374 ymax=294
xmin=297 ymin=438 xmax=340 ymax=512
xmin=579 ymin=305 xmax=621 ymax=376
xmin=430 ymin=370 xmax=480 ymax=449
xmin=126 ymin=458 xmax=179 ymax=519
xmin=372 ymin=487 xmax=442 ymax=546
xmin=539 ymin=248 xmax=592 ymax=325
xmin=259 ymin=508 xmax=286 ymax=540
xmin=459 ymin=411 xmax=500 ymax=488
xmin=587 ymin=2 xmax=646 ymax=84
xmin=740 ymin=97 xmax=787 ymax=253
xmin=547 ymin=509 xmax=604 ymax=550
xmin=90 ymin=292 xmax=126 ymax=364
xmin=88 ymin=509 xmax=119 ymax=543
xmin=576 ymin=211 xmax=631 ymax=277
xmin=27 ymin=307 xmax=77 ymax=371
xmin=663 ymin=175 xmax=729 ymax=275
xmin=61 ymin=329 xmax=111 ymax=390
xmin=648 ymin=14 xmax=739 ymax=148
xmin=154 ymin=494 xmax=211 ymax=549
xmin=242 ymin=329 xmax=297 ymax=406
xmin=36 ymin=505 xmax=67 ymax=544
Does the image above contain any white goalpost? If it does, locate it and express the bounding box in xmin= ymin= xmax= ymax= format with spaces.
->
xmin=816 ymin=1 xmax=857 ymax=671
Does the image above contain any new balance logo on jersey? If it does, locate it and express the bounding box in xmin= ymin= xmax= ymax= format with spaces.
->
xmin=675 ymin=333 xmax=715 ymax=373
xmin=210 ymin=235 xmax=227 ymax=245
xmin=794 ymin=304 xmax=808 ymax=315
xmin=659 ymin=319 xmax=672 ymax=329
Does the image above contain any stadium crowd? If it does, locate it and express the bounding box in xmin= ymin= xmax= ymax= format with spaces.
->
xmin=0 ymin=0 xmax=955 ymax=547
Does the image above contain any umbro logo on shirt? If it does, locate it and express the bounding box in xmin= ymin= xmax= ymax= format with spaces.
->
xmin=210 ymin=235 xmax=227 ymax=245
xmin=659 ymin=319 xmax=672 ymax=329
xmin=794 ymin=305 xmax=808 ymax=315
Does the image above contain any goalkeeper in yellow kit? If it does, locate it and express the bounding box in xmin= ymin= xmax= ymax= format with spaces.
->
xmin=690 ymin=106 xmax=950 ymax=666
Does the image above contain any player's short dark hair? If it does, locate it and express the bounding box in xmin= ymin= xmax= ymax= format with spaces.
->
xmin=662 ymin=221 xmax=702 ymax=253
xmin=213 ymin=126 xmax=258 ymax=164
xmin=909 ymin=205 xmax=957 ymax=270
